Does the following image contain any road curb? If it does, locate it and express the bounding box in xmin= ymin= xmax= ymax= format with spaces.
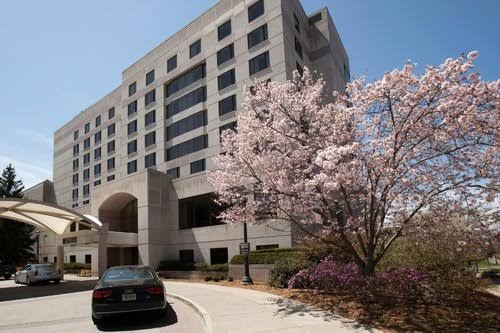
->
xmin=167 ymin=291 xmax=213 ymax=333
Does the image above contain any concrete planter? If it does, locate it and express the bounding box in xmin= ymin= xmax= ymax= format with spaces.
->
xmin=228 ymin=264 xmax=273 ymax=282
xmin=157 ymin=270 xmax=228 ymax=280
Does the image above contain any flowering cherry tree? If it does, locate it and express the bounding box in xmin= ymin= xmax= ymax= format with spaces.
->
xmin=208 ymin=52 xmax=499 ymax=275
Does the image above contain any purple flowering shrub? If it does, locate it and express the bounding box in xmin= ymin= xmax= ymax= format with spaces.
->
xmin=287 ymin=256 xmax=428 ymax=303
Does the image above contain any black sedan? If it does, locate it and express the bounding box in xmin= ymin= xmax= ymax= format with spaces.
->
xmin=91 ymin=265 xmax=166 ymax=324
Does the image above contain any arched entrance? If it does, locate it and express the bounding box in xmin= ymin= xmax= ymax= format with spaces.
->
xmin=98 ymin=193 xmax=139 ymax=266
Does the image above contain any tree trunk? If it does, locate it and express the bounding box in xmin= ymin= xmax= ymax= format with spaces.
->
xmin=361 ymin=260 xmax=376 ymax=276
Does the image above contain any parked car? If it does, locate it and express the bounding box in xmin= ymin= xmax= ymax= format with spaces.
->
xmin=14 ymin=264 xmax=61 ymax=285
xmin=0 ymin=260 xmax=16 ymax=280
xmin=91 ymin=265 xmax=166 ymax=325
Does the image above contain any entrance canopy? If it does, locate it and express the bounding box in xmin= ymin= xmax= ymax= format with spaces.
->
xmin=0 ymin=198 xmax=102 ymax=235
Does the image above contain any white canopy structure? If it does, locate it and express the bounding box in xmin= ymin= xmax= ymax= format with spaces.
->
xmin=0 ymin=198 xmax=102 ymax=234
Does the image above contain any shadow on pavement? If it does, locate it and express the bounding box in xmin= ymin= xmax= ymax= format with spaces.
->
xmin=269 ymin=296 xmax=376 ymax=331
xmin=96 ymin=303 xmax=178 ymax=331
xmin=0 ymin=279 xmax=98 ymax=302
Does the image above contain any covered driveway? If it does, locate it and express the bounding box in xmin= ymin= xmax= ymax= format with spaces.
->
xmin=0 ymin=198 xmax=109 ymax=277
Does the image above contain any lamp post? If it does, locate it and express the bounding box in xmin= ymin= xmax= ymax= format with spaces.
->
xmin=35 ymin=230 xmax=40 ymax=263
xmin=241 ymin=222 xmax=253 ymax=285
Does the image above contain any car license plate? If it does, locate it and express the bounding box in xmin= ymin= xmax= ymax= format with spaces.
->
xmin=122 ymin=293 xmax=136 ymax=301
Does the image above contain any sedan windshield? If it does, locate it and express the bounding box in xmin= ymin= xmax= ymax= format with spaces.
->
xmin=103 ymin=267 xmax=154 ymax=281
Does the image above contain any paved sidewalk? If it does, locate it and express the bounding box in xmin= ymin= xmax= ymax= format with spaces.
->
xmin=164 ymin=281 xmax=378 ymax=333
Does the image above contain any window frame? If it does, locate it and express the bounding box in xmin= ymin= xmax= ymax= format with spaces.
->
xmin=217 ymin=20 xmax=232 ymax=41
xmin=189 ymin=39 xmax=201 ymax=58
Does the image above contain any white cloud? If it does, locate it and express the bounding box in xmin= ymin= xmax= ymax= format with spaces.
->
xmin=12 ymin=128 xmax=53 ymax=147
xmin=0 ymin=156 xmax=52 ymax=189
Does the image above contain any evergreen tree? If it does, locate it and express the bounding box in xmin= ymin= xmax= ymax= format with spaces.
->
xmin=0 ymin=164 xmax=35 ymax=264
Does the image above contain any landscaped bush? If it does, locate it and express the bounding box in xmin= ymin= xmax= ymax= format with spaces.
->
xmin=157 ymin=260 xmax=229 ymax=272
xmin=268 ymin=255 xmax=314 ymax=288
xmin=230 ymin=248 xmax=299 ymax=265
xmin=64 ymin=262 xmax=91 ymax=270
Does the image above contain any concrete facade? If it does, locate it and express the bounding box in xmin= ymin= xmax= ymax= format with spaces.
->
xmin=37 ymin=0 xmax=349 ymax=270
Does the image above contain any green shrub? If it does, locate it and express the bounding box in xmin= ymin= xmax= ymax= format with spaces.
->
xmin=212 ymin=275 xmax=221 ymax=282
xmin=64 ymin=262 xmax=91 ymax=270
xmin=268 ymin=255 xmax=314 ymax=288
xmin=195 ymin=263 xmax=228 ymax=272
xmin=230 ymin=250 xmax=299 ymax=265
xmin=227 ymin=276 xmax=234 ymax=282
xmin=204 ymin=275 xmax=213 ymax=282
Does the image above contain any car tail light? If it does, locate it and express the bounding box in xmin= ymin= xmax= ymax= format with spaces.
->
xmin=34 ymin=270 xmax=38 ymax=276
xmin=93 ymin=290 xmax=113 ymax=299
xmin=145 ymin=286 xmax=164 ymax=295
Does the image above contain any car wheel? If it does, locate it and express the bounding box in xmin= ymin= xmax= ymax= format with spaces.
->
xmin=3 ymin=274 xmax=11 ymax=280
xmin=14 ymin=275 xmax=18 ymax=284
xmin=54 ymin=279 xmax=60 ymax=284
xmin=26 ymin=276 xmax=31 ymax=286
xmin=92 ymin=314 xmax=104 ymax=325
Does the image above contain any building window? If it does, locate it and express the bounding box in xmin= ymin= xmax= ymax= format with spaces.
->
xmin=145 ymin=110 xmax=156 ymax=127
xmin=107 ymin=174 xmax=115 ymax=182
xmin=166 ymin=110 xmax=207 ymax=140
xmin=74 ymin=130 xmax=79 ymax=140
xmin=248 ymin=0 xmax=264 ymax=22
xmin=218 ymin=20 xmax=231 ymax=41
xmin=83 ymin=184 xmax=90 ymax=197
xmin=72 ymin=188 xmax=78 ymax=200
xmin=107 ymin=140 xmax=115 ymax=153
xmin=94 ymin=131 xmax=101 ymax=143
xmin=294 ymin=38 xmax=303 ymax=59
xmin=179 ymin=193 xmax=225 ymax=229
xmin=190 ymin=159 xmax=206 ymax=174
xmin=73 ymin=159 xmax=79 ymax=170
xmin=189 ymin=39 xmax=201 ymax=58
xmin=179 ymin=250 xmax=194 ymax=263
xmin=108 ymin=107 xmax=115 ymax=119
xmin=145 ymin=89 xmax=156 ymax=107
xmin=166 ymin=134 xmax=208 ymax=161
xmin=247 ymin=24 xmax=268 ymax=49
xmin=69 ymin=255 xmax=76 ymax=263
xmin=146 ymin=70 xmax=155 ymax=86
xmin=129 ymin=82 xmax=137 ymax=96
xmin=167 ymin=167 xmax=180 ymax=179
xmin=107 ymin=157 xmax=115 ymax=171
xmin=94 ymin=147 xmax=101 ymax=159
xmin=145 ymin=131 xmax=156 ymax=147
xmin=218 ymin=68 xmax=235 ymax=91
xmin=72 ymin=173 xmax=79 ymax=185
xmin=94 ymin=163 xmax=101 ymax=176
xmin=210 ymin=248 xmax=228 ymax=265
xmin=256 ymin=244 xmax=279 ymax=250
xmin=73 ymin=144 xmax=79 ymax=156
xmin=219 ymin=121 xmax=237 ymax=140
xmin=83 ymin=153 xmax=90 ymax=165
xmin=293 ymin=13 xmax=300 ymax=33
xmin=107 ymin=123 xmax=115 ymax=137
xmin=94 ymin=179 xmax=101 ymax=186
xmin=167 ymin=55 xmax=177 ymax=72
xmin=128 ymin=120 xmax=137 ymax=135
xmin=85 ymin=254 xmax=92 ymax=264
xmin=218 ymin=95 xmax=237 ymax=116
xmin=95 ymin=115 xmax=101 ymax=127
xmin=145 ymin=153 xmax=156 ymax=168
xmin=166 ymin=63 xmax=206 ymax=97
xmin=127 ymin=160 xmax=137 ymax=174
xmin=249 ymin=51 xmax=270 ymax=75
xmin=217 ymin=43 xmax=234 ymax=66
xmin=128 ymin=100 xmax=137 ymax=116
xmin=83 ymin=168 xmax=90 ymax=181
xmin=84 ymin=123 xmax=90 ymax=134
xmin=84 ymin=138 xmax=90 ymax=149
xmin=127 ymin=140 xmax=137 ymax=155
xmin=166 ymin=86 xmax=207 ymax=118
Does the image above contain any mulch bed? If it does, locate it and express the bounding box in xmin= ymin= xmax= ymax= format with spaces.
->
xmin=164 ymin=279 xmax=500 ymax=332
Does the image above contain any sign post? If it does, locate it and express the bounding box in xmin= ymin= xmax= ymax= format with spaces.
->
xmin=241 ymin=223 xmax=253 ymax=284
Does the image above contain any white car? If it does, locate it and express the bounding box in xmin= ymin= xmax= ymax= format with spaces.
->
xmin=14 ymin=264 xmax=61 ymax=285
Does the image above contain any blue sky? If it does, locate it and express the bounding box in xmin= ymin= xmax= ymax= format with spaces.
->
xmin=0 ymin=0 xmax=498 ymax=188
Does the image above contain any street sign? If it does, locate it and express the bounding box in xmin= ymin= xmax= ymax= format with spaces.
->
xmin=239 ymin=242 xmax=250 ymax=255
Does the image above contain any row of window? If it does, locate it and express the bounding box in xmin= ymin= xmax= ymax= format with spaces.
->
xmin=128 ymin=69 xmax=155 ymax=98
xmin=73 ymin=123 xmax=115 ymax=156
xmin=74 ymin=108 xmax=115 ymax=142
xmin=127 ymin=152 xmax=157 ymax=174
